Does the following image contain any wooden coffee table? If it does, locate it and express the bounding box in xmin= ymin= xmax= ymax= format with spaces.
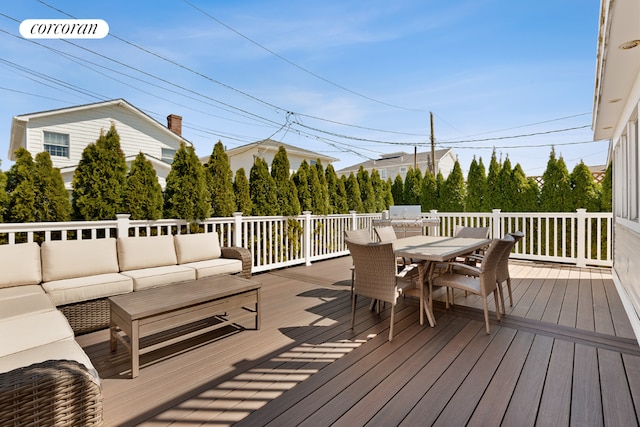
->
xmin=109 ymin=274 xmax=261 ymax=378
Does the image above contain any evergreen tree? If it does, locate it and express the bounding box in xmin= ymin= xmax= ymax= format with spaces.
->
xmin=270 ymin=146 xmax=300 ymax=215
xmin=371 ymin=169 xmax=386 ymax=212
xmin=357 ymin=166 xmax=376 ymax=213
xmin=435 ymin=172 xmax=445 ymax=211
xmin=164 ymin=143 xmax=211 ymax=222
xmin=314 ymin=160 xmax=330 ymax=215
xmin=420 ymin=168 xmax=438 ymax=211
xmin=441 ymin=160 xmax=466 ymax=212
xmin=234 ymin=168 xmax=252 ymax=215
xmin=497 ymin=157 xmax=516 ymax=212
xmin=601 ymin=163 xmax=612 ymax=212
xmin=344 ymin=172 xmax=364 ymax=213
xmin=308 ymin=164 xmax=327 ymax=214
xmin=571 ymin=161 xmax=601 ymax=212
xmin=512 ymin=163 xmax=539 ymax=212
xmin=249 ymin=157 xmax=278 ymax=216
xmin=206 ymin=141 xmax=236 ymax=217
xmin=483 ymin=150 xmax=501 ymax=210
xmin=465 ymin=156 xmax=486 ymax=212
xmin=33 ymin=152 xmax=71 ymax=222
xmin=293 ymin=161 xmax=312 ymax=212
xmin=123 ymin=153 xmax=163 ymax=220
xmin=383 ymin=178 xmax=394 ymax=210
xmin=6 ymin=147 xmax=37 ymax=222
xmin=540 ymin=148 xmax=572 ymax=212
xmin=72 ymin=124 xmax=127 ymax=220
xmin=0 ymin=169 xmax=7 ymax=222
xmin=391 ymin=174 xmax=404 ymax=205
xmin=325 ymin=164 xmax=348 ymax=214
xmin=403 ymin=168 xmax=422 ymax=205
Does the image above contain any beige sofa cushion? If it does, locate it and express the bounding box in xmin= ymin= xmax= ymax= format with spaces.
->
xmin=0 ymin=310 xmax=73 ymax=357
xmin=42 ymin=273 xmax=134 ymax=306
xmin=117 ymin=236 xmax=177 ymax=271
xmin=0 ymin=337 xmax=99 ymax=383
xmin=183 ymin=258 xmax=243 ymax=279
xmin=0 ymin=293 xmax=56 ymax=321
xmin=0 ymin=242 xmax=42 ymax=288
xmin=174 ymin=233 xmax=222 ymax=264
xmin=0 ymin=284 xmax=45 ymax=299
xmin=121 ymin=265 xmax=195 ymax=291
xmin=41 ymin=238 xmax=119 ymax=282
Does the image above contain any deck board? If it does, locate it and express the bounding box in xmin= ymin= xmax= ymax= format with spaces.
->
xmin=74 ymin=258 xmax=640 ymax=426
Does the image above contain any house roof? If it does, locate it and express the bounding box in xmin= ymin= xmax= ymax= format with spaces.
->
xmin=592 ymin=0 xmax=640 ymax=141
xmin=337 ymin=148 xmax=454 ymax=174
xmin=9 ymin=98 xmax=191 ymax=160
xmin=222 ymin=139 xmax=338 ymax=163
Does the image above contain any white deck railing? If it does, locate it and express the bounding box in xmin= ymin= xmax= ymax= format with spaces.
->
xmin=0 ymin=209 xmax=613 ymax=271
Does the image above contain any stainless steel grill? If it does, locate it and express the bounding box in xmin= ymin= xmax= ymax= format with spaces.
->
xmin=373 ymin=205 xmax=439 ymax=237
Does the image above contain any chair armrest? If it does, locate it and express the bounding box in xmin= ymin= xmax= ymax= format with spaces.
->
xmin=0 ymin=360 xmax=103 ymax=427
xmin=221 ymin=246 xmax=252 ymax=278
xmin=440 ymin=261 xmax=481 ymax=277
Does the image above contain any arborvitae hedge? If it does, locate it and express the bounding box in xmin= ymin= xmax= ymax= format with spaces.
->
xmin=345 ymin=172 xmax=364 ymax=213
xmin=271 ymin=146 xmax=300 ymax=216
xmin=540 ymin=148 xmax=572 ymax=212
xmin=206 ymin=141 xmax=236 ymax=217
xmin=441 ymin=160 xmax=465 ymax=212
xmin=163 ymin=143 xmax=211 ymax=222
xmin=124 ymin=152 xmax=163 ymax=220
xmin=293 ymin=161 xmax=312 ymax=212
xmin=571 ymin=161 xmax=601 ymax=212
xmin=6 ymin=147 xmax=37 ymax=223
xmin=325 ymin=164 xmax=348 ymax=214
xmin=465 ymin=156 xmax=486 ymax=212
xmin=357 ymin=166 xmax=376 ymax=213
xmin=234 ymin=168 xmax=252 ymax=215
xmin=391 ymin=174 xmax=404 ymax=205
xmin=72 ymin=124 xmax=127 ymax=220
xmin=249 ymin=157 xmax=278 ymax=216
xmin=33 ymin=151 xmax=71 ymax=222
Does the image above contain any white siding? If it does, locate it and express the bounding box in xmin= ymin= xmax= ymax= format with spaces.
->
xmin=24 ymin=104 xmax=182 ymax=170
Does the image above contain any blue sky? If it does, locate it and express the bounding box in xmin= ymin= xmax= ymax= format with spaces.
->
xmin=0 ymin=0 xmax=607 ymax=176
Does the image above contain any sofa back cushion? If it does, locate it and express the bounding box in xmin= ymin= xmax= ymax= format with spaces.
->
xmin=174 ymin=232 xmax=222 ymax=264
xmin=0 ymin=243 xmax=42 ymax=288
xmin=41 ymin=238 xmax=119 ymax=282
xmin=117 ymin=235 xmax=177 ymax=271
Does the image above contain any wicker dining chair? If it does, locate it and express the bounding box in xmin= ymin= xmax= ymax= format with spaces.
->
xmin=495 ymin=231 xmax=524 ymax=311
xmin=345 ymin=239 xmax=418 ymax=341
xmin=374 ymin=225 xmax=397 ymax=242
xmin=344 ymin=229 xmax=374 ymax=299
xmin=431 ymin=235 xmax=514 ymax=334
xmin=454 ymin=225 xmax=490 ymax=239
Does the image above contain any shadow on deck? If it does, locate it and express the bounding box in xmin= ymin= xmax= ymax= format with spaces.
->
xmin=76 ymin=257 xmax=640 ymax=426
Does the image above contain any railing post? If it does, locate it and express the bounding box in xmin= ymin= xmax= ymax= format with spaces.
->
xmin=303 ymin=211 xmax=313 ymax=266
xmin=116 ymin=214 xmax=131 ymax=238
xmin=429 ymin=210 xmax=439 ymax=236
xmin=491 ymin=209 xmax=502 ymax=238
xmin=233 ymin=212 xmax=243 ymax=247
xmin=576 ymin=208 xmax=587 ymax=267
xmin=350 ymin=210 xmax=357 ymax=230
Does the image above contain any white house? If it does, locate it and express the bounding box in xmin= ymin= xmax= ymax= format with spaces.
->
xmin=208 ymin=139 xmax=338 ymax=175
xmin=336 ymin=148 xmax=457 ymax=181
xmin=592 ymin=0 xmax=640 ymax=339
xmin=9 ymin=99 xmax=190 ymax=190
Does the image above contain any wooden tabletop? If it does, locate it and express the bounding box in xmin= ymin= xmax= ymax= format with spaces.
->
xmin=392 ymin=235 xmax=491 ymax=262
xmin=109 ymin=274 xmax=261 ymax=320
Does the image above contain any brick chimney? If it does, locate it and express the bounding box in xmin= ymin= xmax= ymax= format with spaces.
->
xmin=167 ymin=114 xmax=182 ymax=136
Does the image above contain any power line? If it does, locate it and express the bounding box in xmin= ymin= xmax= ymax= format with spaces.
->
xmin=439 ymin=125 xmax=591 ymax=144
xmin=182 ymin=0 xmax=425 ymax=113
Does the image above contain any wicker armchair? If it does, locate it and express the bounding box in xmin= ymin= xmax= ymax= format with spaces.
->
xmin=0 ymin=360 xmax=103 ymax=426
xmin=344 ymin=229 xmax=374 ymax=300
xmin=431 ymin=236 xmax=514 ymax=334
xmin=346 ymin=240 xmax=418 ymax=341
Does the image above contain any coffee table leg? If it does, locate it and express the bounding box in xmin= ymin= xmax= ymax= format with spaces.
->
xmin=110 ymin=319 xmax=117 ymax=352
xmin=131 ymin=319 xmax=140 ymax=378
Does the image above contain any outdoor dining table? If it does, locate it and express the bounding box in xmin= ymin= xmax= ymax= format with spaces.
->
xmin=392 ymin=235 xmax=492 ymax=328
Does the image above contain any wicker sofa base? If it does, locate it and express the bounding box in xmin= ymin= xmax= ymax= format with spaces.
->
xmin=0 ymin=359 xmax=103 ymax=427
xmin=60 ymin=298 xmax=111 ymax=335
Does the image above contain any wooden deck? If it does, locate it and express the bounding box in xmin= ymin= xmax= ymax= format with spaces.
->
xmin=76 ymin=257 xmax=640 ymax=426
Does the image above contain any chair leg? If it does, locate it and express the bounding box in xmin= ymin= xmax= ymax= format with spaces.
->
xmin=351 ymin=295 xmax=357 ymax=330
xmin=507 ymin=277 xmax=513 ymax=306
xmin=482 ymin=296 xmax=491 ymax=334
xmin=389 ymin=304 xmax=395 ymax=341
xmin=496 ymin=281 xmax=506 ymax=314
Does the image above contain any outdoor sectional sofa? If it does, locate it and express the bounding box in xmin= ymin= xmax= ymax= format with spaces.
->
xmin=0 ymin=233 xmax=251 ymax=426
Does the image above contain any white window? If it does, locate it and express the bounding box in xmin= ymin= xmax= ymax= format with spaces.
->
xmin=399 ymin=167 xmax=408 ymax=174
xmin=629 ymin=119 xmax=638 ymax=221
xmin=161 ymin=148 xmax=176 ymax=164
xmin=380 ymin=169 xmax=387 ymax=179
xmin=43 ymin=131 xmax=69 ymax=158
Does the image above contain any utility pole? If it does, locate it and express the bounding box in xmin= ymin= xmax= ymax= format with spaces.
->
xmin=430 ymin=111 xmax=436 ymax=175
xmin=414 ymin=146 xmax=417 ymax=170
